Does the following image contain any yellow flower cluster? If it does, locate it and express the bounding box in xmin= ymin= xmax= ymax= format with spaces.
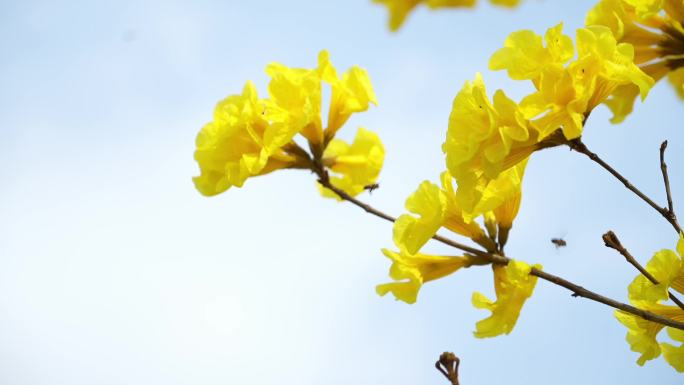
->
xmin=378 ymin=21 xmax=657 ymax=339
xmin=373 ymin=0 xmax=520 ymax=31
xmin=192 ymin=51 xmax=385 ymax=199
xmin=616 ymin=234 xmax=684 ymax=371
xmin=446 ymin=23 xmax=653 ymax=221
xmin=377 ymin=161 xmax=537 ymax=337
xmin=587 ymin=0 xmax=684 ymax=122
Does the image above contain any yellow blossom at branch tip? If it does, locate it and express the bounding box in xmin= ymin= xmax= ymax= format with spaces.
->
xmin=376 ymin=249 xmax=475 ymax=304
xmin=444 ymin=72 xmax=536 ymax=219
xmin=319 ymin=128 xmax=385 ymax=200
xmin=193 ymin=81 xmax=297 ymax=196
xmin=472 ymin=260 xmax=541 ymax=338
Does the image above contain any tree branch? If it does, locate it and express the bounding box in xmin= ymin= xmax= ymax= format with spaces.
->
xmin=660 ymin=141 xmax=681 ymax=231
xmin=602 ymin=230 xmax=684 ymax=311
xmin=316 ymin=176 xmax=486 ymax=257
xmin=317 ymin=177 xmax=684 ymax=331
xmin=568 ymin=138 xmax=683 ymax=234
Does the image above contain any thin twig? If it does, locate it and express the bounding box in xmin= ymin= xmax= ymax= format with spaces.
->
xmin=602 ymin=231 xmax=684 ymax=311
xmin=317 ymin=178 xmax=684 ymax=330
xmin=568 ymin=138 xmax=683 ymax=234
xmin=660 ymin=141 xmax=681 ymax=232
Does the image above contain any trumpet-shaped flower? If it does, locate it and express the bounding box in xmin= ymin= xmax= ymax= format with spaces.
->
xmin=444 ymin=73 xmax=537 ymax=217
xmin=376 ymin=249 xmax=477 ymax=303
xmin=587 ymin=0 xmax=684 ymax=122
xmin=266 ymin=50 xmax=378 ymax=150
xmin=318 ymin=51 xmax=378 ymax=142
xmin=193 ymin=82 xmax=300 ymax=196
xmin=319 ymin=128 xmax=385 ymax=199
xmin=472 ymin=260 xmax=541 ymax=338
xmin=392 ymin=175 xmax=488 ymax=256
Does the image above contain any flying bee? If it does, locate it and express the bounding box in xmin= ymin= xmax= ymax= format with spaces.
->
xmin=364 ymin=183 xmax=380 ymax=193
xmin=551 ymin=238 xmax=567 ymax=248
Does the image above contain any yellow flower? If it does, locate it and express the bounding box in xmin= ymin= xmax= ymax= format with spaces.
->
xmin=193 ymin=82 xmax=300 ymax=196
xmin=318 ymin=51 xmax=378 ymax=143
xmin=470 ymin=158 xmax=528 ymax=226
xmin=662 ymin=327 xmax=684 ymax=372
xmin=439 ymin=171 xmax=492 ymax=243
xmin=587 ymin=0 xmax=684 ymax=122
xmin=615 ymin=303 xmax=684 ymax=366
xmin=515 ymin=25 xmax=653 ymax=139
xmin=629 ymin=234 xmax=684 ymax=303
xmin=194 ymin=51 xmax=380 ymax=197
xmin=616 ymin=234 xmax=684 ymax=370
xmin=472 ymin=260 xmax=541 ymax=338
xmin=265 ymin=50 xmax=377 ymax=150
xmin=392 ymin=176 xmax=489 ymax=255
xmin=372 ymin=0 xmax=519 ymax=31
xmin=319 ymin=128 xmax=385 ymax=199
xmin=489 ymin=23 xmax=574 ymax=82
xmin=443 ymin=73 xmax=537 ymax=218
xmin=393 ymin=181 xmax=448 ymax=255
xmin=265 ymin=54 xmax=326 ymax=147
xmin=376 ymin=249 xmax=477 ymax=303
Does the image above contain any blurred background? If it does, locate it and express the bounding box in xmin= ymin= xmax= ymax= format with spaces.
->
xmin=1 ymin=0 xmax=683 ymax=384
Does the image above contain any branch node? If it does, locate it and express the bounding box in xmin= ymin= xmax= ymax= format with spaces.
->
xmin=435 ymin=352 xmax=460 ymax=385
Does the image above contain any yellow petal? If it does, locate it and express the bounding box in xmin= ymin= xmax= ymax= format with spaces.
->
xmin=393 ymin=181 xmax=446 ymax=255
xmin=661 ymin=342 xmax=684 ymax=372
xmin=668 ymin=67 xmax=684 ymax=100
xmin=472 ymin=260 xmax=540 ymax=338
xmin=615 ymin=303 xmax=684 ymax=366
xmin=193 ymin=82 xmax=290 ymax=196
xmin=629 ymin=248 xmax=683 ymax=302
xmin=376 ymin=249 xmax=474 ymax=303
xmin=320 ymin=128 xmax=385 ymax=199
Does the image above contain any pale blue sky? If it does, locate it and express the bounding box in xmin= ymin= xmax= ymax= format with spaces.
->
xmin=1 ymin=1 xmax=683 ymax=384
